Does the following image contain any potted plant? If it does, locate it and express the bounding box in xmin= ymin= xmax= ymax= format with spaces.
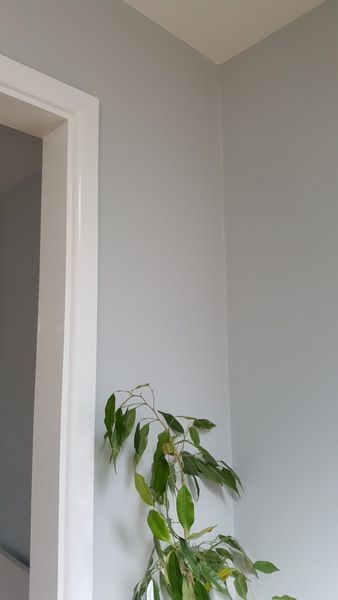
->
xmin=104 ymin=384 xmax=296 ymax=600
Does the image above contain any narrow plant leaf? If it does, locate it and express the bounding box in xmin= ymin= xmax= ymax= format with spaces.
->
xmin=132 ymin=580 xmax=142 ymax=600
xmin=160 ymin=571 xmax=172 ymax=598
xmin=154 ymin=431 xmax=170 ymax=461
xmin=134 ymin=422 xmax=150 ymax=464
xmin=134 ymin=472 xmax=154 ymax=506
xmin=151 ymin=454 xmax=169 ymax=496
xmin=177 ymin=485 xmax=195 ymax=534
xmin=182 ymin=452 xmax=200 ymax=476
xmin=115 ymin=407 xmax=126 ymax=446
xmin=220 ymin=461 xmax=244 ymax=491
xmin=163 ymin=441 xmax=175 ymax=455
xmin=218 ymin=567 xmax=232 ymax=581
xmin=219 ymin=535 xmax=243 ymax=552
xmin=189 ymin=426 xmax=200 ymax=446
xmin=193 ymin=419 xmax=216 ymax=431
xmin=147 ymin=510 xmax=171 ymax=543
xmin=110 ymin=429 xmax=119 ymax=472
xmin=104 ymin=393 xmax=116 ymax=441
xmin=198 ymin=446 xmax=218 ymax=466
xmin=167 ymin=552 xmax=183 ymax=600
xmin=159 ymin=411 xmax=184 ymax=434
xmin=179 ymin=538 xmax=200 ymax=579
xmin=182 ymin=577 xmax=195 ymax=600
xmin=125 ymin=408 xmax=136 ymax=438
xmin=134 ymin=383 xmax=150 ymax=390
xmin=154 ymin=537 xmax=166 ymax=569
xmin=134 ymin=423 xmax=141 ymax=453
xmin=219 ymin=467 xmax=239 ymax=494
xmin=253 ymin=561 xmax=279 ymax=574
xmin=202 ymin=549 xmax=223 ymax=568
xmin=192 ymin=475 xmax=200 ymax=499
xmin=195 ymin=459 xmax=223 ymax=484
xmin=200 ymin=563 xmax=226 ymax=594
xmin=189 ymin=525 xmax=216 ymax=540
xmin=177 ymin=415 xmax=196 ymax=420
xmin=152 ymin=579 xmax=160 ymax=600
xmin=234 ymin=573 xmax=248 ymax=599
xmin=216 ymin=548 xmax=233 ymax=561
xmin=272 ymin=596 xmax=297 ymax=600
xmin=168 ymin=463 xmax=177 ymax=494
xmin=194 ymin=580 xmax=210 ymax=600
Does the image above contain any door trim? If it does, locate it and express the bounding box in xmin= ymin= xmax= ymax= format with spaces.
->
xmin=0 ymin=54 xmax=99 ymax=600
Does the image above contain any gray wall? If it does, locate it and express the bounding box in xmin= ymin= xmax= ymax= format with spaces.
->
xmin=220 ymin=2 xmax=338 ymax=599
xmin=0 ymin=126 xmax=42 ymax=566
xmin=0 ymin=1 xmax=232 ymax=597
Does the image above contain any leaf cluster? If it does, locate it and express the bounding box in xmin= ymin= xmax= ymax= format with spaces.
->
xmin=104 ymin=385 xmax=297 ymax=600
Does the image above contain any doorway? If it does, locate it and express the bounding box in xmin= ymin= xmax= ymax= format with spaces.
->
xmin=0 ymin=55 xmax=98 ymax=600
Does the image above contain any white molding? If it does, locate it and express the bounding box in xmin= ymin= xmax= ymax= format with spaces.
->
xmin=0 ymin=54 xmax=99 ymax=600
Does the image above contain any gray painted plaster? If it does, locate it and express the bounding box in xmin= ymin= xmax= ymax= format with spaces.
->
xmin=0 ymin=1 xmax=232 ymax=596
xmin=220 ymin=2 xmax=338 ymax=598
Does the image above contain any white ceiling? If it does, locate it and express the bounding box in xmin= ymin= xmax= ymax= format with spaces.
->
xmin=123 ymin=0 xmax=325 ymax=64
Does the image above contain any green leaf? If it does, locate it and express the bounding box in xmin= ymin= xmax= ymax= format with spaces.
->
xmin=134 ymin=472 xmax=154 ymax=506
xmin=272 ymin=596 xmax=297 ymax=600
xmin=220 ymin=461 xmax=244 ymax=491
xmin=177 ymin=485 xmax=195 ymax=534
xmin=147 ymin=510 xmax=171 ymax=543
xmin=167 ymin=552 xmax=183 ymax=600
xmin=151 ymin=454 xmax=169 ymax=496
xmin=189 ymin=426 xmax=200 ymax=446
xmin=189 ymin=525 xmax=216 ymax=540
xmin=115 ymin=407 xmax=126 ymax=446
xmin=168 ymin=463 xmax=177 ymax=494
xmin=152 ymin=579 xmax=161 ymax=600
xmin=182 ymin=452 xmax=200 ymax=476
xmin=195 ymin=459 xmax=223 ymax=484
xmin=194 ymin=581 xmax=210 ymax=600
xmin=182 ymin=578 xmax=195 ymax=600
xmin=219 ymin=467 xmax=239 ymax=494
xmin=159 ymin=411 xmax=184 ymax=434
xmin=179 ymin=538 xmax=200 ymax=579
xmin=177 ymin=415 xmax=196 ymax=420
xmin=192 ymin=475 xmax=200 ymax=499
xmin=133 ymin=383 xmax=150 ymax=390
xmin=234 ymin=573 xmax=248 ymax=599
xmin=154 ymin=431 xmax=170 ymax=460
xmin=154 ymin=537 xmax=166 ymax=568
xmin=110 ymin=428 xmax=120 ymax=471
xmin=193 ymin=419 xmax=216 ymax=431
xmin=160 ymin=572 xmax=172 ymax=598
xmin=219 ymin=535 xmax=242 ymax=552
xmin=216 ymin=548 xmax=233 ymax=562
xmin=125 ymin=408 xmax=136 ymax=438
xmin=253 ymin=561 xmax=279 ymax=574
xmin=202 ymin=549 xmax=223 ymax=568
xmin=200 ymin=563 xmax=225 ymax=594
xmin=198 ymin=446 xmax=218 ymax=466
xmin=104 ymin=393 xmax=116 ymax=441
xmin=134 ymin=422 xmax=150 ymax=464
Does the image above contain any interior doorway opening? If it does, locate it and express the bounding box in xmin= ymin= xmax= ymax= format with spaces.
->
xmin=0 ymin=55 xmax=98 ymax=600
xmin=0 ymin=124 xmax=42 ymax=575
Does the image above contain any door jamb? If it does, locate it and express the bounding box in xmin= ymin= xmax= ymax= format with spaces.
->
xmin=0 ymin=54 xmax=99 ymax=600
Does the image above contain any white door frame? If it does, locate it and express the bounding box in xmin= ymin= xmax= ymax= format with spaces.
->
xmin=0 ymin=54 xmax=99 ymax=600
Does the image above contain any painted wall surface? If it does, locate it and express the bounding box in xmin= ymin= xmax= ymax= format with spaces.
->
xmin=220 ymin=2 xmax=338 ymax=599
xmin=0 ymin=126 xmax=42 ymax=566
xmin=0 ymin=2 xmax=231 ymax=597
